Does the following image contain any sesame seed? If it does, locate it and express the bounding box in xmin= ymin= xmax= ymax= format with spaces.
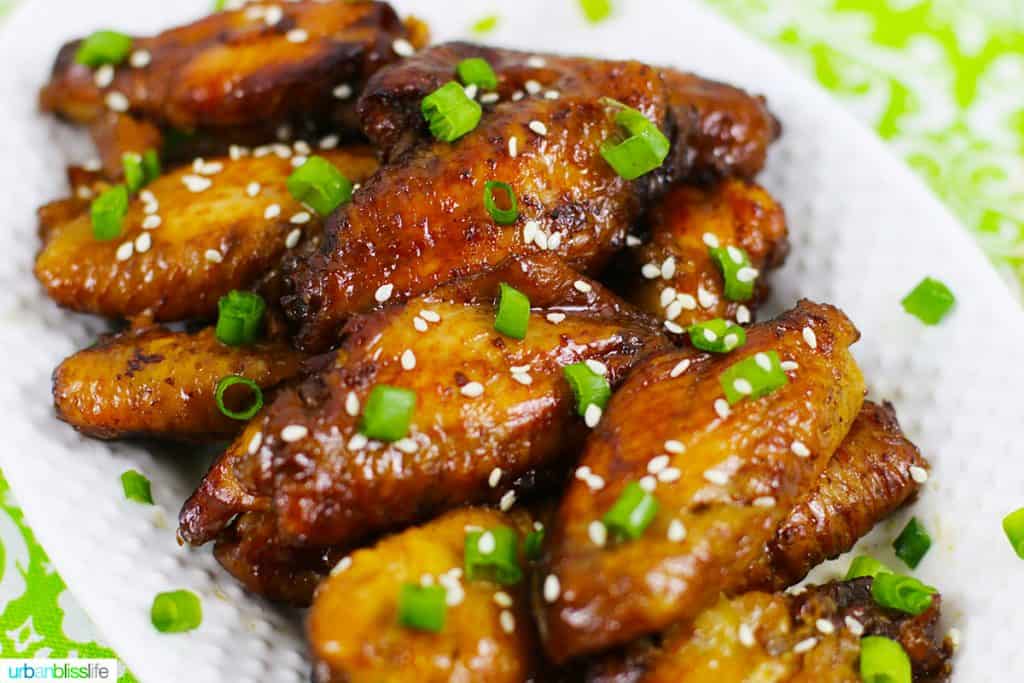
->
xmin=348 ymin=433 xmax=368 ymax=450
xmin=738 ymin=623 xmax=756 ymax=647
xmin=534 ymin=229 xmax=549 ymax=251
xmin=665 ymin=440 xmax=685 ymax=454
xmin=395 ymin=438 xmax=418 ymax=454
xmin=524 ymin=79 xmax=542 ymax=95
xmin=499 ymin=490 xmax=516 ymax=511
xmin=333 ymin=83 xmax=353 ymax=99
xmin=247 ymin=431 xmax=263 ymax=455
xmin=781 ymin=360 xmax=799 ymax=371
xmin=420 ymin=574 xmax=435 ymax=587
xmin=478 ymin=531 xmax=496 ymax=554
xmin=802 ymin=326 xmax=818 ymax=349
xmin=661 ymin=256 xmax=676 ymax=279
xmin=588 ymin=520 xmax=607 ymax=547
xmin=291 ymin=155 xmax=308 ymax=168
xmin=737 ymin=266 xmax=759 ymax=283
xmin=330 ymin=557 xmax=352 ymax=576
xmin=182 ymin=174 xmax=212 ymax=192
xmin=790 ymin=441 xmax=810 ymax=458
xmin=584 ymin=404 xmax=602 ymax=428
xmin=703 ymin=328 xmax=718 ymax=343
xmin=639 ymin=475 xmax=657 ymax=492
xmin=392 ymin=38 xmax=415 ymax=56
xmin=641 ymin=263 xmax=661 ymax=279
xmin=657 ymin=467 xmax=681 ymax=483
xmin=413 ymin=316 xmax=428 ymax=332
xmin=494 ymin=591 xmax=513 ymax=607
xmin=697 ymin=285 xmax=717 ymax=309
xmin=285 ymin=228 xmax=302 ymax=248
xmin=281 ymin=424 xmax=308 ymax=442
xmin=754 ymin=353 xmax=772 ymax=372
xmin=489 ymin=468 xmax=502 ymax=488
xmin=724 ymin=333 xmax=740 ymax=349
xmin=94 ymin=64 xmax=114 ymax=88
xmin=544 ymin=90 xmax=560 ymax=100
xmin=141 ymin=215 xmax=161 ymax=230
xmin=727 ymin=246 xmax=744 ymax=263
xmin=461 ymin=382 xmax=485 ymax=398
xmin=345 ymin=391 xmax=360 ymax=417
xmin=586 ymin=474 xmax=605 ymax=490
xmin=130 ymin=50 xmax=151 ymax=68
xmin=546 ymin=313 xmax=566 ymax=324
xmin=272 ymin=143 xmax=292 ymax=158
xmin=480 ymin=92 xmax=500 ymax=104
xmin=909 ymin=465 xmax=929 ymax=483
xmin=290 ymin=211 xmax=311 ymax=225
xmin=463 ymin=83 xmax=478 ymax=100
xmin=526 ymin=55 xmax=547 ymax=67
xmin=105 ymin=91 xmax=129 ymax=112
xmin=626 ymin=234 xmax=642 ymax=247
xmin=678 ymin=293 xmax=698 ymax=310
xmin=512 ymin=90 xmax=524 ymax=101
xmin=115 ymin=241 xmax=133 ymax=261
xmin=585 ymin=359 xmax=608 ymax=376
xmin=669 ymin=360 xmax=691 ymax=378
xmin=319 ymin=134 xmax=339 ymax=150
xmin=134 ymin=233 xmax=152 ymax=253
xmin=401 ymin=349 xmax=416 ymax=370
xmin=752 ymin=496 xmax=776 ymax=508
xmin=508 ymin=136 xmax=518 ymax=158
xmin=375 ymin=283 xmax=394 ymax=302
xmin=420 ymin=310 xmax=440 ymax=323
xmin=667 ymin=519 xmax=686 ymax=542
xmin=143 ymin=202 xmax=158 ymax=215
xmin=543 ymin=575 xmax=561 ymax=602
xmin=793 ymin=637 xmax=818 ymax=654
xmin=512 ymin=372 xmax=532 ymax=385
xmin=196 ymin=160 xmax=223 ymax=175
xmin=816 ymin=618 xmax=835 ymax=635
xmin=228 ymin=145 xmax=247 ymax=160
xmin=736 ymin=305 xmax=751 ymax=324
xmin=844 ymin=616 xmax=864 ymax=636
xmin=528 ymin=120 xmax=548 ymax=136
xmin=665 ymin=321 xmax=684 ymax=334
xmin=665 ymin=300 xmax=684 ymax=321
xmin=647 ymin=455 xmax=670 ymax=474
xmin=574 ymin=280 xmax=592 ymax=293
xmin=714 ymin=399 xmax=731 ymax=419
xmin=660 ymin=288 xmax=677 ymax=307
xmin=733 ymin=378 xmax=753 ymax=395
xmin=547 ymin=232 xmax=562 ymax=250
xmin=264 ymin=204 xmax=281 ymax=220
xmin=286 ymin=28 xmax=309 ymax=43
xmin=947 ymin=628 xmax=961 ymax=650
xmin=702 ymin=232 xmax=720 ymax=248
xmin=522 ymin=220 xmax=538 ymax=244
xmin=575 ymin=466 xmax=591 ymax=480
xmin=76 ymin=186 xmax=93 ymax=200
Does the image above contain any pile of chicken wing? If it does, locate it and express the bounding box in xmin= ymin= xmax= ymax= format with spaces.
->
xmin=37 ymin=2 xmax=953 ymax=681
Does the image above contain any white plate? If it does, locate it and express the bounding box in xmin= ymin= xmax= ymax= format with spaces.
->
xmin=0 ymin=1 xmax=1021 ymax=681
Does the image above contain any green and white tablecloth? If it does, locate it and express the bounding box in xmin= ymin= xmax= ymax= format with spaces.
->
xmin=0 ymin=0 xmax=1021 ymax=677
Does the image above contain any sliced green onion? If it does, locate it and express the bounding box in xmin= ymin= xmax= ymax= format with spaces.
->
xmin=600 ymin=106 xmax=669 ymax=180
xmin=860 ymin=636 xmax=912 ymax=683
xmin=901 ymin=277 xmax=955 ymax=325
xmin=213 ymin=0 xmax=227 ymax=10
xmin=709 ymin=245 xmax=758 ymax=302
xmin=523 ymin=528 xmax=544 ymax=561
xmin=603 ymin=482 xmax=658 ymax=540
xmin=579 ymin=0 xmax=613 ymax=23
xmin=360 ymin=385 xmax=416 ymax=442
xmin=1002 ymin=507 xmax=1024 ymax=559
xmin=142 ymin=149 xmax=162 ymax=184
xmin=90 ymin=185 xmax=128 ymax=241
xmin=688 ymin=319 xmax=747 ymax=354
xmin=151 ymin=590 xmax=202 ymax=633
xmin=470 ymin=15 xmax=499 ymax=34
xmin=215 ymin=291 xmax=266 ymax=346
xmin=123 ymin=153 xmax=145 ymax=194
xmin=121 ymin=470 xmax=153 ymax=505
xmin=287 ymin=155 xmax=353 ymax=216
xmin=719 ymin=350 xmax=788 ymax=405
xmin=421 ymin=81 xmax=482 ymax=142
xmin=494 ymin=282 xmax=530 ymax=339
xmin=892 ymin=517 xmax=931 ymax=569
xmin=457 ymin=57 xmax=498 ymax=90
xmin=215 ymin=375 xmax=264 ymax=421
xmin=563 ymin=362 xmax=611 ymax=416
xmin=76 ymin=30 xmax=133 ymax=67
xmin=845 ymin=555 xmax=893 ymax=580
xmin=464 ymin=526 xmax=522 ymax=584
xmin=870 ymin=573 xmax=937 ymax=616
xmin=483 ymin=181 xmax=518 ymax=224
xmin=397 ymin=584 xmax=446 ymax=632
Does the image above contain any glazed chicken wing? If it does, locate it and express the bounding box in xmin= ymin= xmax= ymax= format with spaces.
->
xmin=39 ymin=1 xmax=423 ymax=177
xmin=308 ymin=507 xmax=541 ymax=683
xmin=284 ymin=43 xmax=779 ymax=351
xmin=35 ymin=147 xmax=377 ymax=321
xmin=536 ymin=300 xmax=866 ymax=660
xmin=52 ymin=325 xmax=305 ymax=442
xmin=180 ymin=255 xmax=669 ymax=603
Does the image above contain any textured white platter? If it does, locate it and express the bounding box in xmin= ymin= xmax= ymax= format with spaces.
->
xmin=0 ymin=0 xmax=1022 ymax=681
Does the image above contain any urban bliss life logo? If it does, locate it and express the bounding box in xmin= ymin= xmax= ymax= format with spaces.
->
xmin=2 ymin=659 xmax=117 ymax=681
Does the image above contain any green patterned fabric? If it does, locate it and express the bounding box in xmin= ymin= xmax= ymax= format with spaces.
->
xmin=0 ymin=0 xmax=1021 ymax=676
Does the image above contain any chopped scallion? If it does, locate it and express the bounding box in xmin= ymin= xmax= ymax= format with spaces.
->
xmin=870 ymin=573 xmax=936 ymax=616
xmin=215 ymin=375 xmax=264 ymax=421
xmin=457 ymin=57 xmax=498 ymax=90
xmin=76 ymin=30 xmax=133 ymax=67
xmin=845 ymin=555 xmax=893 ymax=580
xmin=859 ymin=636 xmax=912 ymax=683
xmin=287 ymin=156 xmax=353 ymax=216
xmin=892 ymin=517 xmax=931 ymax=569
xmin=215 ymin=291 xmax=266 ymax=346
xmin=603 ymin=482 xmax=658 ymax=540
xmin=688 ymin=319 xmax=746 ymax=354
xmin=120 ymin=470 xmax=153 ymax=504
xmin=360 ymin=385 xmax=416 ymax=442
xmin=464 ymin=526 xmax=522 ymax=584
xmin=563 ymin=362 xmax=611 ymax=416
xmin=398 ymin=584 xmax=446 ymax=632
xmin=151 ymin=590 xmax=202 ymax=633
xmin=600 ymin=105 xmax=669 ymax=180
xmin=901 ymin=277 xmax=955 ymax=325
xmin=421 ymin=81 xmax=482 ymax=142
xmin=494 ymin=282 xmax=530 ymax=339
xmin=483 ymin=180 xmax=519 ymax=224
xmin=90 ymin=185 xmax=129 ymax=241
xmin=1002 ymin=507 xmax=1024 ymax=559
xmin=709 ymin=244 xmax=758 ymax=302
xmin=719 ymin=350 xmax=788 ymax=405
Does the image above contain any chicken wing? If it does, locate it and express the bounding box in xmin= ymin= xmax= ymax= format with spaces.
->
xmin=52 ymin=325 xmax=305 ymax=442
xmin=39 ymin=1 xmax=424 ymax=177
xmin=614 ymin=178 xmax=789 ymax=330
xmin=536 ymin=300 xmax=865 ymax=660
xmin=35 ymin=147 xmax=378 ymax=322
xmin=308 ymin=507 xmax=541 ymax=683
xmin=180 ymin=255 xmax=669 ymax=603
xmin=284 ymin=43 xmax=779 ymax=351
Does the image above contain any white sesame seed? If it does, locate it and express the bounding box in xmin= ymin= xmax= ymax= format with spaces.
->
xmin=420 ymin=310 xmax=440 ymax=323
xmin=791 ymin=441 xmax=810 ymax=458
xmin=499 ymin=490 xmax=516 ymax=511
xmin=641 ymin=263 xmax=661 ymax=279
xmin=281 ymin=424 xmax=308 ymax=442
xmin=584 ymin=359 xmax=608 ymax=376
xmin=737 ymin=266 xmax=759 ymax=283
xmin=738 ymin=623 xmax=756 ymax=647
xmin=802 ymin=326 xmax=818 ymax=349
xmin=588 ymin=520 xmax=607 ymax=547
xmin=647 ymin=455 xmax=670 ymax=474
xmin=528 ymin=120 xmax=548 ymax=136
xmin=461 ymin=83 xmax=479 ymax=101
xmin=228 ymin=145 xmax=246 ymax=160
xmin=395 ymin=438 xmax=418 ymax=454
xmin=657 ymin=467 xmax=681 ymax=483
xmin=512 ymin=90 xmax=524 ymax=101
xmin=752 ymin=496 xmax=776 ymax=508
xmin=401 ymin=349 xmax=416 ymax=370
xmin=489 ymin=468 xmax=502 ymax=488
xmin=105 ymin=91 xmax=129 ymax=112
xmin=816 ymin=618 xmax=835 ymax=635
xmin=678 ymin=293 xmax=698 ymax=310
xmin=522 ymin=219 xmax=538 ymax=244
xmin=264 ymin=204 xmax=281 ymax=220
xmin=512 ymin=372 xmax=533 ymax=385
xmin=586 ymin=474 xmax=605 ymax=490
xmin=909 ymin=465 xmax=929 ymax=483
xmin=272 ymin=143 xmax=292 ymax=158
xmin=76 ymin=186 xmax=93 ymax=200
xmin=736 ymin=305 xmax=751 ymax=324
xmin=285 ymin=228 xmax=302 ymax=249
xmin=524 ymin=79 xmax=542 ymax=95
xmin=413 ymin=316 xmax=428 ymax=332
xmin=714 ymin=399 xmax=731 ymax=419
xmin=333 ymin=83 xmax=353 ymax=99
xmin=526 ymin=55 xmax=546 ymax=67
xmin=497 ymin=609 xmax=515 ymax=633
xmin=115 ymin=241 xmax=133 ymax=261
xmin=546 ymin=312 xmax=566 ymax=324
xmin=330 ymin=557 xmax=352 ymax=576
xmin=584 ymin=404 xmax=602 ymax=428
xmin=130 ymin=49 xmax=151 ymax=68
xmin=494 ymin=591 xmax=513 ymax=607
xmin=290 ymin=211 xmax=311 ymax=225
xmin=461 ymin=382 xmax=485 ymax=398
xmin=547 ymin=231 xmax=562 ymax=250
xmin=264 ymin=6 xmax=283 ymax=25
xmin=733 ymin=378 xmax=753 ymax=395
xmin=626 ymin=234 xmax=642 ymax=247
xmin=286 ymin=28 xmax=309 ymax=43
xmin=140 ymin=215 xmax=161 ymax=230
xmin=290 ymin=155 xmax=308 ymax=168
xmin=665 ymin=440 xmax=685 ymax=454
xmin=665 ymin=300 xmax=684 ymax=321
xmin=670 ymin=360 xmax=691 ymax=378
xmin=702 ymin=232 xmax=720 ymax=248
xmin=793 ymin=637 xmax=818 ymax=654
xmin=94 ymin=64 xmax=114 ymax=88
xmin=508 ymin=136 xmax=518 ymax=158
xmin=574 ymin=280 xmax=592 ymax=293
xmin=480 ymin=92 xmax=500 ymax=104
xmin=661 ymin=256 xmax=676 ymax=279
xmin=639 ymin=475 xmax=657 ymax=492
xmin=375 ymin=283 xmax=394 ymax=302
xmin=319 ymin=134 xmax=339 ymax=150
xmin=724 ymin=333 xmax=740 ymax=350
xmin=668 ymin=519 xmax=686 ymax=542
xmin=348 ymin=433 xmax=368 ymax=450
xmin=703 ymin=328 xmax=718 ymax=343
xmin=247 ymin=431 xmax=263 ymax=455
xmin=182 ymin=174 xmax=212 ymax=192
xmin=947 ymin=627 xmax=961 ymax=650
xmin=345 ymin=392 xmax=360 ymax=417
xmin=575 ymin=466 xmax=591 ymax=480
xmin=84 ymin=159 xmax=102 ymax=171
xmin=544 ymin=90 xmax=560 ymax=100
xmin=781 ymin=360 xmax=799 ymax=371
xmin=754 ymin=353 xmax=772 ymax=372
xmin=844 ymin=616 xmax=864 ymax=636
xmin=543 ymin=575 xmax=561 ymax=603
xmin=197 ymin=160 xmax=223 ymax=175
xmin=697 ymin=285 xmax=717 ymax=309
xmin=665 ymin=320 xmax=684 ymax=334
xmin=478 ymin=531 xmax=496 ymax=554
xmin=659 ymin=288 xmax=677 ymax=307
xmin=392 ymin=38 xmax=415 ymax=56
xmin=143 ymin=202 xmax=158 ymax=216
xmin=133 ymin=233 xmax=151 ymax=253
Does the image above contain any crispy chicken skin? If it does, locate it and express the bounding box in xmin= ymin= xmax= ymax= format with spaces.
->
xmin=308 ymin=507 xmax=540 ymax=683
xmin=52 ymin=325 xmax=305 ymax=442
xmin=536 ymin=300 xmax=866 ymax=660
xmin=39 ymin=1 xmax=420 ymax=175
xmin=180 ymin=256 xmax=669 ymax=603
xmin=586 ymin=579 xmax=951 ymax=683
xmin=616 ymin=179 xmax=789 ymax=329
xmin=35 ymin=147 xmax=377 ymax=322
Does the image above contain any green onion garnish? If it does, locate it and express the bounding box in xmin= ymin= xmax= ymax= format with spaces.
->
xmin=870 ymin=573 xmax=936 ymax=615
xmin=709 ymin=245 xmax=758 ymax=302
xmin=892 ymin=517 xmax=931 ymax=569
xmin=470 ymin=15 xmax=499 ymax=34
xmin=523 ymin=528 xmax=544 ymax=561
xmin=142 ymin=149 xmax=162 ymax=183
xmin=563 ymin=362 xmax=611 ymax=416
xmin=215 ymin=291 xmax=266 ymax=347
xmin=120 ymin=470 xmax=153 ymax=504
xmin=214 ymin=375 xmax=264 ymax=421
xmin=90 ymin=185 xmax=129 ymax=241
xmin=123 ymin=153 xmax=145 ymax=194
xmin=901 ymin=277 xmax=955 ymax=325
xmin=600 ymin=106 xmax=669 ymax=180
xmin=397 ymin=584 xmax=446 ymax=632
xmin=151 ymin=590 xmax=202 ymax=633
xmin=483 ymin=180 xmax=518 ymax=224
xmin=421 ymin=81 xmax=482 ymax=143
xmin=859 ymin=636 xmax=912 ymax=683
xmin=287 ymin=155 xmax=353 ymax=216
xmin=845 ymin=554 xmax=893 ymax=580
xmin=718 ymin=350 xmax=788 ymax=405
xmin=464 ymin=526 xmax=523 ymax=584
xmin=603 ymin=482 xmax=658 ymax=540
xmin=75 ymin=30 xmax=133 ymax=67
xmin=213 ymin=0 xmax=227 ymax=10
xmin=579 ymin=0 xmax=613 ymax=23
xmin=494 ymin=282 xmax=530 ymax=339
xmin=457 ymin=57 xmax=498 ymax=90
xmin=1002 ymin=507 xmax=1024 ymax=559
xmin=688 ymin=319 xmax=747 ymax=354
xmin=360 ymin=385 xmax=416 ymax=442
